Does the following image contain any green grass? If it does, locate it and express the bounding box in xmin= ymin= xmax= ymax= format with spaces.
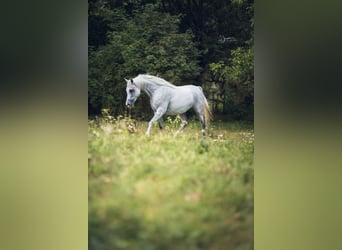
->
xmin=89 ymin=116 xmax=254 ymax=250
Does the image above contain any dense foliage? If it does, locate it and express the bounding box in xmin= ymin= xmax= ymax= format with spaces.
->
xmin=89 ymin=0 xmax=254 ymax=118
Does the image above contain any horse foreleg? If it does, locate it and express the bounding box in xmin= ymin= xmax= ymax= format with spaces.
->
xmin=146 ymin=107 xmax=166 ymax=136
xmin=174 ymin=114 xmax=188 ymax=137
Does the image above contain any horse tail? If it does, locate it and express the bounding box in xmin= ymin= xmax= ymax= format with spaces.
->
xmin=198 ymin=87 xmax=212 ymax=125
xmin=203 ymin=96 xmax=212 ymax=125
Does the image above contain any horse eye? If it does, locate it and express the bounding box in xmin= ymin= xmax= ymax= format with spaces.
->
xmin=129 ymin=89 xmax=134 ymax=93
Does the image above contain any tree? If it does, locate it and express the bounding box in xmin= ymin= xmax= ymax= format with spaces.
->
xmin=209 ymin=46 xmax=254 ymax=119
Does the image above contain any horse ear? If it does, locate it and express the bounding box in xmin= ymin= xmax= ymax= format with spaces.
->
xmin=124 ymin=78 xmax=129 ymax=83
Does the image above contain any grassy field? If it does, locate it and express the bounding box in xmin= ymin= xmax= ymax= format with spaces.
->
xmin=88 ymin=115 xmax=254 ymax=250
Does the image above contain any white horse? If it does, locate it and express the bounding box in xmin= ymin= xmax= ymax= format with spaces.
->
xmin=125 ymin=74 xmax=211 ymax=136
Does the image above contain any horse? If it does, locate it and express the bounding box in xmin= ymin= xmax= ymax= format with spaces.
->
xmin=124 ymin=74 xmax=211 ymax=136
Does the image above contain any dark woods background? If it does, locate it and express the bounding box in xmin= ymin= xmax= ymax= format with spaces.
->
xmin=88 ymin=0 xmax=254 ymax=120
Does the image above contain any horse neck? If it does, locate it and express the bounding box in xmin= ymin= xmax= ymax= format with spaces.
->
xmin=139 ymin=80 xmax=159 ymax=98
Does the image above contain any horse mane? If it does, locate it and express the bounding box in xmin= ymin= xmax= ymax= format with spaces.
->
xmin=136 ymin=74 xmax=176 ymax=88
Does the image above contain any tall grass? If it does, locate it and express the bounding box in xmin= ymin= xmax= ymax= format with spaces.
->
xmin=89 ymin=115 xmax=254 ymax=250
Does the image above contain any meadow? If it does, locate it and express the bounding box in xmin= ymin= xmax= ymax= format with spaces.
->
xmin=88 ymin=115 xmax=254 ymax=250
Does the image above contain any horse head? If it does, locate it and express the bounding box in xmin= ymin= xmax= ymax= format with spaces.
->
xmin=125 ymin=78 xmax=141 ymax=108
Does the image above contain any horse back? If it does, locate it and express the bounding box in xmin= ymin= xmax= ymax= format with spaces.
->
xmin=166 ymin=85 xmax=202 ymax=114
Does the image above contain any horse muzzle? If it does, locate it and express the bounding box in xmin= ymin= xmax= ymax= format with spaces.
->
xmin=126 ymin=100 xmax=135 ymax=108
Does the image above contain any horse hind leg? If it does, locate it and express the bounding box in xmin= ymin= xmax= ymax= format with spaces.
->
xmin=195 ymin=109 xmax=206 ymax=136
xmin=158 ymin=117 xmax=164 ymax=130
xmin=174 ymin=114 xmax=188 ymax=137
xmin=199 ymin=114 xmax=206 ymax=136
